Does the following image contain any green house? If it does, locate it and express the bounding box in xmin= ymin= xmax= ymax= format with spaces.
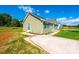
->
xmin=23 ymin=13 xmax=62 ymax=34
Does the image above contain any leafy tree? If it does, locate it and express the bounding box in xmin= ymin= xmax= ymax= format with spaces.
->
xmin=0 ymin=13 xmax=12 ymax=26
xmin=77 ymin=24 xmax=79 ymax=27
xmin=0 ymin=13 xmax=22 ymax=27
xmin=0 ymin=15 xmax=4 ymax=26
xmin=11 ymin=18 xmax=22 ymax=27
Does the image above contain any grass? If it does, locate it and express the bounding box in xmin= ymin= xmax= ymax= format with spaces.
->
xmin=63 ymin=26 xmax=79 ymax=30
xmin=55 ymin=26 xmax=79 ymax=40
xmin=0 ymin=26 xmax=47 ymax=54
xmin=0 ymin=26 xmax=11 ymax=35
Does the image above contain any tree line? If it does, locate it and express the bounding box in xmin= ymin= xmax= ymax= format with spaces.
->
xmin=0 ymin=13 xmax=22 ymax=27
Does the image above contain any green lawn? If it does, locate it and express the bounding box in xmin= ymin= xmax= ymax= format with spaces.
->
xmin=63 ymin=26 xmax=79 ymax=30
xmin=0 ymin=26 xmax=47 ymax=54
xmin=55 ymin=27 xmax=79 ymax=40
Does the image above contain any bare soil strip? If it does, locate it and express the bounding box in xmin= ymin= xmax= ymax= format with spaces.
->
xmin=0 ymin=30 xmax=12 ymax=43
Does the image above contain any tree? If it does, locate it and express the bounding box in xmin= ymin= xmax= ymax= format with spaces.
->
xmin=0 ymin=13 xmax=22 ymax=27
xmin=0 ymin=15 xmax=4 ymax=26
xmin=0 ymin=13 xmax=12 ymax=26
xmin=11 ymin=18 xmax=22 ymax=27
xmin=77 ymin=24 xmax=79 ymax=27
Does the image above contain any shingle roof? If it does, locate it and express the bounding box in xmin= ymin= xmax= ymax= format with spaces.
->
xmin=46 ymin=18 xmax=57 ymax=24
xmin=23 ymin=12 xmax=57 ymax=24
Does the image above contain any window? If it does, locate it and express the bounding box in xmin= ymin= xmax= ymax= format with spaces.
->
xmin=54 ymin=24 xmax=58 ymax=29
xmin=28 ymin=23 xmax=30 ymax=30
xmin=43 ymin=22 xmax=50 ymax=28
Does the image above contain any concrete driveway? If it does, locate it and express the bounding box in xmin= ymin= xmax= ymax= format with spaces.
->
xmin=24 ymin=35 xmax=79 ymax=54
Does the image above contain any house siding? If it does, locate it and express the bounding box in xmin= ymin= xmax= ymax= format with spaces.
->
xmin=23 ymin=14 xmax=44 ymax=34
xmin=43 ymin=22 xmax=54 ymax=34
xmin=43 ymin=21 xmax=59 ymax=34
xmin=23 ymin=13 xmax=62 ymax=34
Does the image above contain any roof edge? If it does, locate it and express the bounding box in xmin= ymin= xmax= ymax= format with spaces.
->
xmin=23 ymin=12 xmax=57 ymax=24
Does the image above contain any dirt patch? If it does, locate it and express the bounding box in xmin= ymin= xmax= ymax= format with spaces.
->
xmin=0 ymin=29 xmax=12 ymax=44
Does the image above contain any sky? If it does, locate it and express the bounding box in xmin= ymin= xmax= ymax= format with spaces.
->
xmin=0 ymin=5 xmax=79 ymax=26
